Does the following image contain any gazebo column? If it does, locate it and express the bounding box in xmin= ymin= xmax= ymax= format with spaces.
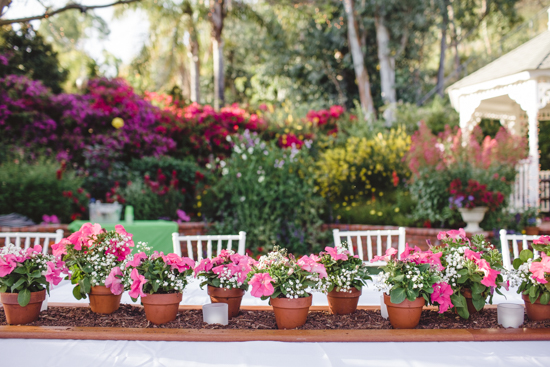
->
xmin=526 ymin=106 xmax=540 ymax=207
xmin=458 ymin=94 xmax=481 ymax=138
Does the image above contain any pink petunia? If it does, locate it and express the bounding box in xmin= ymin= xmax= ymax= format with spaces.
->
xmin=129 ymin=268 xmax=148 ymax=299
xmin=105 ymin=267 xmax=124 ymax=295
xmin=0 ymin=255 xmax=17 ymax=277
xmin=115 ymin=224 xmax=134 ymax=247
xmin=431 ymin=282 xmax=454 ymax=313
xmin=371 ymin=247 xmax=398 ymax=263
xmin=127 ymin=252 xmax=147 ymax=267
xmin=52 ymin=238 xmax=70 ymax=256
xmin=529 ymin=254 xmax=549 ymax=284
xmin=194 ymin=258 xmax=213 ymax=277
xmin=437 ymin=231 xmax=447 ymax=240
xmin=44 ymin=261 xmax=63 ymax=286
xmin=297 ymin=255 xmax=327 ymax=279
xmin=464 ymin=249 xmax=481 ymax=261
xmin=164 ymin=253 xmax=195 ymax=273
xmin=325 ymin=246 xmax=348 ymax=261
xmin=476 ymin=258 xmax=500 ymax=288
xmin=249 ymin=272 xmax=275 ymax=298
xmin=533 ymin=236 xmax=550 ymax=246
xmin=447 ymin=228 xmax=467 ymax=240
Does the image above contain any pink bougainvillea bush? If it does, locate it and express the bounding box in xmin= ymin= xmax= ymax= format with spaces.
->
xmin=510 ymin=235 xmax=550 ymax=305
xmin=247 ymin=247 xmax=327 ymax=300
xmin=0 ymin=243 xmax=66 ymax=306
xmin=194 ymin=249 xmax=256 ymax=291
xmin=112 ymin=242 xmax=195 ymax=301
xmin=430 ymin=229 xmax=506 ymax=318
xmin=52 ymin=223 xmax=134 ymax=300
xmin=372 ymin=244 xmax=453 ymax=313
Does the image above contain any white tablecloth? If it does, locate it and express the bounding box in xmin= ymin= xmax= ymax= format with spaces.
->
xmin=45 ymin=279 xmax=525 ymax=306
xmin=0 ymin=339 xmax=548 ymax=367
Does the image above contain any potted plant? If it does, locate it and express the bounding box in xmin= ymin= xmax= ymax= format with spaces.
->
xmin=52 ymin=223 xmax=134 ymax=314
xmin=194 ymin=249 xmax=256 ymax=319
xmin=431 ymin=229 xmax=506 ymax=319
xmin=0 ymin=243 xmax=66 ymax=324
xmin=120 ymin=243 xmax=194 ymax=325
xmin=509 ymin=235 xmax=550 ymax=320
xmin=448 ymin=179 xmax=504 ymax=233
xmin=248 ymin=247 xmax=326 ymax=329
xmin=317 ymin=244 xmax=371 ymax=314
xmin=519 ymin=207 xmax=540 ymax=235
xmin=372 ymin=245 xmax=453 ymax=329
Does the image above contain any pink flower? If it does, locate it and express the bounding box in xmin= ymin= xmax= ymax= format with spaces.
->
xmin=176 ymin=209 xmax=191 ymax=223
xmin=297 ymin=255 xmax=327 ymax=279
xmin=115 ymin=224 xmax=134 ymax=247
xmin=194 ymin=258 xmax=213 ymax=277
xmin=437 ymin=231 xmax=447 ymax=240
xmin=371 ymin=247 xmax=398 ymax=262
xmin=52 ymin=238 xmax=70 ymax=256
xmin=105 ymin=267 xmax=124 ymax=295
xmin=249 ymin=272 xmax=275 ymax=298
xmin=0 ymin=255 xmax=17 ymax=277
xmin=447 ymin=229 xmax=467 ymax=240
xmin=129 ymin=268 xmax=148 ymax=299
xmin=325 ymin=246 xmax=349 ymax=261
xmin=44 ymin=261 xmax=63 ymax=285
xmin=431 ymin=282 xmax=454 ymax=313
xmin=533 ymin=236 xmax=550 ymax=246
xmin=127 ymin=252 xmax=147 ymax=267
xmin=464 ymin=249 xmax=481 ymax=261
xmin=164 ymin=253 xmax=195 ymax=273
xmin=476 ymin=258 xmax=500 ymax=288
xmin=529 ymin=253 xmax=550 ymax=284
xmin=498 ymin=280 xmax=510 ymax=291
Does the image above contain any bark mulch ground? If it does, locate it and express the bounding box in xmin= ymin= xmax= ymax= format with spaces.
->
xmin=1 ymin=305 xmax=549 ymax=330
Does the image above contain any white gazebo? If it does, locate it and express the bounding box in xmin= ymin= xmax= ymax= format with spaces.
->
xmin=447 ymin=18 xmax=550 ymax=210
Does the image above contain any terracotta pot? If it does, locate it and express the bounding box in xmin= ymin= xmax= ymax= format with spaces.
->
xmin=327 ymin=287 xmax=362 ymax=315
xmin=522 ymin=293 xmax=550 ymax=321
xmin=461 ymin=288 xmax=484 ymax=315
xmin=141 ymin=292 xmax=182 ymax=325
xmin=1 ymin=289 xmax=46 ymax=325
xmin=458 ymin=207 xmax=488 ymax=233
xmin=88 ymin=286 xmax=122 ymax=314
xmin=207 ymin=285 xmax=245 ymax=319
xmin=270 ymin=295 xmax=312 ymax=329
xmin=384 ymin=293 xmax=425 ymax=329
xmin=525 ymin=227 xmax=540 ymax=236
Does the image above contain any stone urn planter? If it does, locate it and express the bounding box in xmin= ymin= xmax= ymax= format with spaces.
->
xmin=458 ymin=207 xmax=488 ymax=233
xmin=270 ymin=294 xmax=312 ymax=329
xmin=207 ymin=285 xmax=245 ymax=319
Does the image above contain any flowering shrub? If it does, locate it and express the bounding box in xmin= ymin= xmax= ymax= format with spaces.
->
xmin=0 ymin=244 xmax=66 ymax=306
xmin=372 ymin=245 xmax=453 ymax=313
xmin=52 ymin=223 xmax=134 ymax=300
xmin=114 ymin=243 xmax=194 ymax=300
xmin=248 ymin=247 xmax=326 ymax=300
xmin=431 ymin=229 xmax=506 ymax=318
xmin=317 ymin=244 xmax=371 ymax=293
xmin=509 ymin=236 xmax=550 ymax=305
xmin=194 ymin=249 xmax=256 ymax=290
xmin=448 ymin=179 xmax=504 ymax=210
xmin=305 ymin=105 xmax=344 ymax=136
xmin=202 ymin=132 xmax=328 ymax=255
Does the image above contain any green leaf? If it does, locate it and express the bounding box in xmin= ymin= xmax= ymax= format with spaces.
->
xmin=390 ymin=287 xmax=406 ymax=304
xmin=152 ymin=280 xmax=160 ymax=293
xmin=451 ymin=294 xmax=466 ymax=308
xmin=82 ymin=265 xmax=93 ymax=274
xmin=513 ymin=258 xmax=524 ymax=270
xmin=81 ymin=277 xmax=91 ymax=294
xmin=0 ymin=285 xmax=6 ymax=293
xmin=471 ymin=274 xmax=482 ymax=283
xmin=472 ymin=297 xmax=486 ymax=311
xmin=530 ymin=285 xmax=537 ymax=298
xmin=11 ymin=277 xmax=26 ymax=292
xmin=540 ymin=292 xmax=550 ymax=305
xmin=458 ymin=275 xmax=468 ymax=284
xmin=520 ymin=249 xmax=534 ymax=262
xmin=392 ymin=274 xmax=404 ymax=282
xmin=13 ymin=267 xmax=28 ymax=274
xmin=456 ymin=305 xmax=470 ymax=319
xmin=457 ymin=269 xmax=469 ymax=276
xmin=73 ymin=285 xmax=82 ymax=300
xmin=18 ymin=288 xmax=31 ymax=307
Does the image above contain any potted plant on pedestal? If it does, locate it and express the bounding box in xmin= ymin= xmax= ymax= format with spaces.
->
xmin=120 ymin=243 xmax=195 ymax=325
xmin=248 ymin=247 xmax=326 ymax=329
xmin=448 ymin=179 xmax=504 ymax=233
xmin=194 ymin=249 xmax=256 ymax=319
xmin=509 ymin=235 xmax=550 ymax=320
xmin=519 ymin=207 xmax=540 ymax=235
xmin=317 ymin=244 xmax=371 ymax=315
xmin=52 ymin=223 xmax=134 ymax=314
xmin=0 ymin=244 xmax=66 ymax=324
xmin=372 ymin=245 xmax=453 ymax=329
xmin=431 ymin=229 xmax=506 ymax=319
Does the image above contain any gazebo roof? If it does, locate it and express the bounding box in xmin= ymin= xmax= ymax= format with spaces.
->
xmin=448 ymin=30 xmax=550 ymax=91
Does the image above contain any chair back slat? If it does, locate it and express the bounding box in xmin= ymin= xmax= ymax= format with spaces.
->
xmin=332 ymin=228 xmax=406 ymax=266
xmin=172 ymin=232 xmax=247 ymax=260
xmin=499 ymin=229 xmax=541 ymax=270
xmin=24 ymin=237 xmax=31 ymax=249
xmin=15 ymin=236 xmax=21 ymax=248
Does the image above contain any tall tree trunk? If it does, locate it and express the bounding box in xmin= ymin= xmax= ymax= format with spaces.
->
xmin=447 ymin=4 xmax=460 ymax=73
xmin=188 ymin=28 xmax=200 ymax=103
xmin=343 ymin=0 xmax=375 ymax=119
xmin=374 ymin=13 xmax=396 ymax=125
xmin=210 ymin=0 xmax=225 ymax=110
xmin=437 ymin=0 xmax=449 ymax=97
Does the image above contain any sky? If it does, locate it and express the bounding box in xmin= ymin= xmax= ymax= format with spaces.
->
xmin=5 ymin=0 xmax=148 ymax=65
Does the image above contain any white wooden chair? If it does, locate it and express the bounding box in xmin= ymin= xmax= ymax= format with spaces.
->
xmin=0 ymin=230 xmax=64 ymax=255
xmin=172 ymin=232 xmax=247 ymax=260
xmin=499 ymin=229 xmax=541 ymax=270
xmin=332 ymin=228 xmax=406 ymax=266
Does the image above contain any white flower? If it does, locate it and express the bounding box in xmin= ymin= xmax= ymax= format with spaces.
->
xmin=258 ymin=176 xmax=265 ymax=183
xmin=242 ymin=154 xmax=247 ymax=160
xmin=240 ymin=196 xmax=246 ymax=202
xmin=222 ymin=168 xmax=229 ymax=176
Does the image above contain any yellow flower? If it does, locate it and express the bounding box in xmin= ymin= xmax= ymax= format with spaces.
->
xmin=197 ymin=202 xmax=202 ymax=208
xmin=198 ymin=212 xmax=202 ymax=217
xmin=112 ymin=117 xmax=124 ymax=129
xmin=377 ymin=212 xmax=383 ymax=216
xmin=370 ymin=210 xmax=375 ymax=215
xmin=394 ymin=208 xmax=400 ymax=213
xmin=196 ymin=195 xmax=202 ymax=200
